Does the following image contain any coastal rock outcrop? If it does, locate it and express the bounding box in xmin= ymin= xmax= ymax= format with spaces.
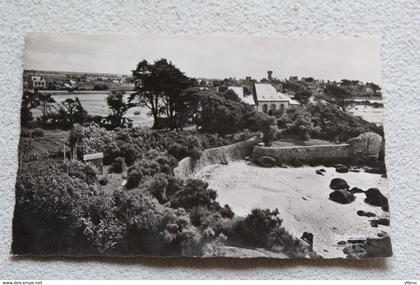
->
xmin=364 ymin=188 xmax=389 ymax=210
xmin=335 ymin=164 xmax=349 ymax=173
xmin=343 ymin=235 xmax=392 ymax=258
xmin=329 ymin=178 xmax=350 ymax=190
xmin=347 ymin=132 xmax=383 ymax=161
xmin=329 ymin=190 xmax=355 ymax=204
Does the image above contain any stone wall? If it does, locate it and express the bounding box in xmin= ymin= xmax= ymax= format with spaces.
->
xmin=253 ymin=144 xmax=351 ymax=165
xmin=174 ymin=137 xmax=257 ymax=179
xmin=252 ymin=132 xmax=384 ymax=166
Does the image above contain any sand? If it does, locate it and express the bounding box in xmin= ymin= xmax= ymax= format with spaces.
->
xmin=193 ymin=161 xmax=390 ymax=258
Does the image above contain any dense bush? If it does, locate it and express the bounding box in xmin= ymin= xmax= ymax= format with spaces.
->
xmin=277 ymin=103 xmax=383 ymax=142
xmin=32 ymin=128 xmax=45 ymax=137
xmin=111 ymin=157 xmax=124 ymax=173
xmin=230 ymin=208 xmax=283 ymax=247
xmin=194 ymin=90 xmax=254 ymax=135
xmin=98 ymin=177 xmax=109 ymax=185
xmin=277 ymin=106 xmax=321 ymax=140
xmin=189 ymin=206 xmax=233 ymax=236
xmin=61 ymin=159 xmax=98 ymax=185
xmin=125 ymin=168 xmax=143 ymax=189
xmin=123 ymin=145 xmax=139 ymax=166
xmin=169 ymin=179 xmax=217 ymax=210
xmin=13 ymin=160 xmax=204 ymax=256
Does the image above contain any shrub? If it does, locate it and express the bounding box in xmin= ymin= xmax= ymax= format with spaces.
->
xmin=32 ymin=128 xmax=45 ymax=137
xmin=170 ymin=179 xmax=217 ymax=210
xmin=125 ymin=168 xmax=143 ymax=189
xmin=189 ymin=206 xmax=233 ymax=236
xmin=230 ymin=208 xmax=283 ymax=247
xmin=220 ymin=204 xmax=235 ymax=219
xmin=144 ymin=173 xmax=169 ymax=203
xmin=98 ymin=177 xmax=109 ymax=185
xmin=124 ymin=146 xmax=139 ymax=166
xmin=111 ymin=157 xmax=124 ymax=173
xmin=159 ymin=208 xmax=202 ymax=256
xmin=103 ymin=146 xmax=121 ymax=165
xmin=61 ymin=159 xmax=98 ymax=185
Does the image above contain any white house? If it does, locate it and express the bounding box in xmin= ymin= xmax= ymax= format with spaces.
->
xmin=253 ymin=83 xmax=290 ymax=115
xmin=29 ymin=76 xmax=46 ymax=89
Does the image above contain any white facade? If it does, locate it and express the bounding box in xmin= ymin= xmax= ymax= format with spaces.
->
xmin=30 ymin=76 xmax=46 ymax=89
xmin=254 ymin=83 xmax=290 ymax=115
xmin=256 ymin=100 xmax=288 ymax=114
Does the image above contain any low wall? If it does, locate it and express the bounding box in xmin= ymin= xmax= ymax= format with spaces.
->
xmin=252 ymin=132 xmax=383 ymax=166
xmin=174 ymin=137 xmax=257 ymax=179
xmin=252 ymin=144 xmax=351 ymax=165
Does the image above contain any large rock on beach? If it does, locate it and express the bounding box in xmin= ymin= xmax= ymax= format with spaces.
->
xmin=329 ymin=178 xmax=350 ymax=190
xmin=335 ymin=164 xmax=349 ymax=173
xmin=364 ymin=236 xmax=393 ymax=258
xmin=347 ymin=132 xmax=383 ymax=160
xmin=301 ymin=232 xmax=314 ymax=247
xmin=364 ymin=188 xmax=389 ymax=209
xmin=329 ymin=190 xmax=355 ymax=204
xmin=343 ymin=235 xmax=392 ymax=258
xmin=257 ymin=156 xmax=277 ymax=168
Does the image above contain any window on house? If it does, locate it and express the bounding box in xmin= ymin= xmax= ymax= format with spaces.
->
xmin=262 ymin=104 xmax=268 ymax=113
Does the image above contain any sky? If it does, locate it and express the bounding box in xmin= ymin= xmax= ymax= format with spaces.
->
xmin=24 ymin=33 xmax=382 ymax=84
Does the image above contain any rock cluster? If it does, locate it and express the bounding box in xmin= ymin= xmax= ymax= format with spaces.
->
xmin=340 ymin=234 xmax=393 ymax=258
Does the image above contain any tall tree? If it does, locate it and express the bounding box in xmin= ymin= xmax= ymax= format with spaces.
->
xmin=130 ymin=59 xmax=194 ymax=130
xmin=21 ymin=90 xmax=41 ymax=127
xmin=37 ymin=92 xmax=55 ymax=126
xmin=60 ymin=97 xmax=89 ymax=127
xmin=294 ymin=89 xmax=312 ymax=105
xmin=323 ymin=84 xmax=352 ymax=112
xmin=106 ymin=90 xmax=135 ymax=128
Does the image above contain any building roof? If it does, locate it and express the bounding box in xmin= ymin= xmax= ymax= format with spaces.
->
xmin=284 ymin=94 xmax=301 ymax=106
xmin=228 ymin=86 xmax=255 ymax=105
xmin=254 ymin=83 xmax=290 ymax=102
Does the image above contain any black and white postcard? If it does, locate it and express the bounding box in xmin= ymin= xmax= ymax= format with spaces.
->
xmin=13 ymin=33 xmax=391 ymax=259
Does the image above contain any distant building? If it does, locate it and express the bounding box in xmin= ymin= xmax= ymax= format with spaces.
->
xmin=228 ymin=83 xmax=298 ymax=114
xmin=29 ymin=76 xmax=46 ymax=89
xmin=253 ymin=83 xmax=290 ymax=115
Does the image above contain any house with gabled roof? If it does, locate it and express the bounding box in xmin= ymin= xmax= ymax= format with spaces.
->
xmin=253 ymin=83 xmax=291 ymax=115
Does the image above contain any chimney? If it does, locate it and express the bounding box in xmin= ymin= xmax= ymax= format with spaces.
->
xmin=267 ymin=70 xmax=273 ymax=81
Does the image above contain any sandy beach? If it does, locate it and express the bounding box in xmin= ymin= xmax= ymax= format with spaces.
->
xmin=194 ymin=161 xmax=390 ymax=258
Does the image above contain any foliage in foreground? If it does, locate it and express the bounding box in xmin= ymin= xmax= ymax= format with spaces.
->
xmin=14 ymin=123 xmax=316 ymax=257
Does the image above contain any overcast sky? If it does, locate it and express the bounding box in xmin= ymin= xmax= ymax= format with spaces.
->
xmin=24 ymin=33 xmax=382 ymax=84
